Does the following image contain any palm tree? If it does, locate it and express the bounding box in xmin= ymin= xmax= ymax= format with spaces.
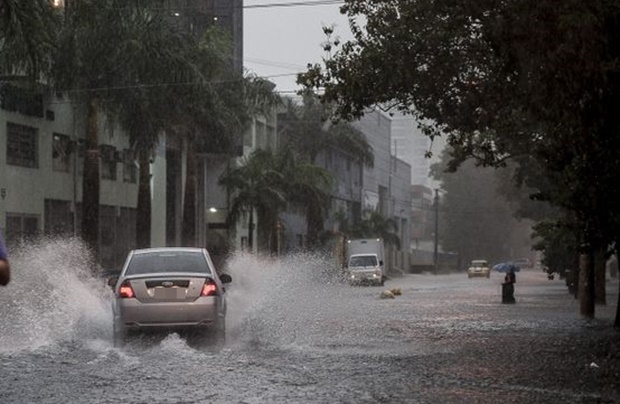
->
xmin=278 ymin=93 xmax=374 ymax=246
xmin=279 ymin=94 xmax=374 ymax=167
xmin=52 ymin=0 xmax=202 ymax=258
xmin=347 ymin=210 xmax=401 ymax=249
xmin=277 ymin=144 xmax=334 ymax=250
xmin=219 ymin=149 xmax=287 ymax=252
xmin=176 ymin=30 xmax=281 ymax=247
xmin=0 ymin=0 xmax=58 ymax=81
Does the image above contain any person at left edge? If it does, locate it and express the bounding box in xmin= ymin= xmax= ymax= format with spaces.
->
xmin=0 ymin=231 xmax=10 ymax=286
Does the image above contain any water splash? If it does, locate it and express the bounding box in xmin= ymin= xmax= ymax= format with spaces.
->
xmin=224 ymin=251 xmax=349 ymax=349
xmin=0 ymin=237 xmax=112 ymax=353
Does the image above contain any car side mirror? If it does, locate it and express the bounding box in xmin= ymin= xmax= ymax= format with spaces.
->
xmin=379 ymin=260 xmax=384 ymax=266
xmin=107 ymin=277 xmax=118 ymax=289
xmin=219 ymin=273 xmax=232 ymax=284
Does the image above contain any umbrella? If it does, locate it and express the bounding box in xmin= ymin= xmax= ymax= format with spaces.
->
xmin=493 ymin=262 xmax=520 ymax=273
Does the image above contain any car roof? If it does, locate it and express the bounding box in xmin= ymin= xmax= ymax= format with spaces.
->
xmin=131 ymin=247 xmax=206 ymax=255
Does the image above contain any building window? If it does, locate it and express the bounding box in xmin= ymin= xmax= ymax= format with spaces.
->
xmin=6 ymin=122 xmax=38 ymax=168
xmin=5 ymin=213 xmax=39 ymax=245
xmin=123 ymin=149 xmax=137 ymax=183
xmin=255 ymin=121 xmax=266 ymax=149
xmin=266 ymin=124 xmax=276 ymax=150
xmin=99 ymin=144 xmax=117 ymax=180
xmin=243 ymin=128 xmax=253 ymax=148
xmin=52 ymin=133 xmax=72 ymax=172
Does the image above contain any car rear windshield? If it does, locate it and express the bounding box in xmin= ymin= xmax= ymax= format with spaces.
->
xmin=125 ymin=251 xmax=211 ymax=276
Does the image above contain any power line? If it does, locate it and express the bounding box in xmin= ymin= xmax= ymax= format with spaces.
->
xmin=102 ymin=0 xmax=344 ymax=12
xmin=245 ymin=57 xmax=307 ymax=71
xmin=244 ymin=0 xmax=344 ymax=9
xmin=43 ymin=72 xmax=301 ymax=103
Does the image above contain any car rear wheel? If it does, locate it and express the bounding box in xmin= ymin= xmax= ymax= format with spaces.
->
xmin=113 ymin=322 xmax=126 ymax=348
xmin=188 ymin=318 xmax=225 ymax=349
xmin=213 ymin=317 xmax=226 ymax=346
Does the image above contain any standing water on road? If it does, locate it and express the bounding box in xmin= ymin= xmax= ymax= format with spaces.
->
xmin=1 ymin=241 xmax=619 ymax=403
xmin=0 ymin=238 xmax=111 ymax=353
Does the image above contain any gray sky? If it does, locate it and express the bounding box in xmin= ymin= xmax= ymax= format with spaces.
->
xmin=244 ymin=0 xmax=351 ymax=95
xmin=243 ymin=1 xmax=445 ymax=188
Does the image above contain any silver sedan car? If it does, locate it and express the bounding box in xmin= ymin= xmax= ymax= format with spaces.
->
xmin=109 ymin=247 xmax=232 ymax=347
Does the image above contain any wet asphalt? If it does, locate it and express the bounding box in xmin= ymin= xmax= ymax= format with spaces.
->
xmin=1 ymin=253 xmax=619 ymax=404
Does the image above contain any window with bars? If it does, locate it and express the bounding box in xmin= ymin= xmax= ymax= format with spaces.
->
xmin=123 ymin=149 xmax=137 ymax=183
xmin=52 ymin=133 xmax=72 ymax=172
xmin=6 ymin=122 xmax=38 ymax=168
xmin=99 ymin=144 xmax=117 ymax=180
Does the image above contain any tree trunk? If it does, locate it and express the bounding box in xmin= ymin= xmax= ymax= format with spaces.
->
xmin=256 ymin=210 xmax=275 ymax=254
xmin=615 ymin=244 xmax=620 ymax=328
xmin=594 ymin=247 xmax=606 ymax=305
xmin=270 ymin=220 xmax=280 ymax=256
xmin=247 ymin=209 xmax=254 ymax=251
xmin=578 ymin=248 xmax=595 ymax=319
xmin=181 ymin=142 xmax=197 ymax=246
xmin=81 ymin=97 xmax=100 ymax=262
xmin=136 ymin=149 xmax=151 ymax=249
xmin=306 ymin=203 xmax=323 ymax=250
xmin=615 ymin=277 xmax=620 ymax=328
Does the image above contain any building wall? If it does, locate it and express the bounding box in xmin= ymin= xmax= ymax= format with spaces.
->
xmin=411 ymin=184 xmax=434 ymax=250
xmin=353 ymin=110 xmax=392 ymax=217
xmin=1 ymin=95 xmax=167 ymax=268
xmin=390 ymin=156 xmax=412 ymax=250
xmin=391 ymin=112 xmax=432 ymax=188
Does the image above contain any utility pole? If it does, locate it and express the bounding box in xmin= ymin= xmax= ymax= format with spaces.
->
xmin=433 ymin=188 xmax=439 ymax=274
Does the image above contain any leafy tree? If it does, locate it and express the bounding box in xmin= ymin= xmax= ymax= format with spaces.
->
xmin=299 ymin=0 xmax=620 ymax=321
xmin=0 ymin=0 xmax=59 ymax=80
xmin=343 ymin=210 xmax=401 ymax=250
xmin=218 ymin=149 xmax=286 ymax=252
xmin=431 ymin=149 xmax=531 ymax=266
xmin=278 ymin=93 xmax=374 ymax=246
xmin=277 ymin=143 xmax=334 ymax=250
xmin=279 ymin=94 xmax=374 ymax=167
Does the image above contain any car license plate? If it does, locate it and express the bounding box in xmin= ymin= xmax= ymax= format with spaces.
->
xmin=154 ymin=287 xmax=184 ymax=299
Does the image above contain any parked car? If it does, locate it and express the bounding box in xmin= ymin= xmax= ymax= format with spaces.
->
xmin=467 ymin=259 xmax=490 ymax=278
xmin=108 ymin=247 xmax=232 ymax=347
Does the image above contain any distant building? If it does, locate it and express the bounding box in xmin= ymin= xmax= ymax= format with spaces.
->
xmin=411 ymin=184 xmax=434 ymax=249
xmin=390 ymin=111 xmax=447 ymax=190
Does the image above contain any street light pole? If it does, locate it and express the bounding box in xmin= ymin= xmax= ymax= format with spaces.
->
xmin=433 ymin=188 xmax=439 ymax=274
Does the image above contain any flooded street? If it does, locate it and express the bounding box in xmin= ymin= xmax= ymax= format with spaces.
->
xmin=1 ymin=241 xmax=619 ymax=403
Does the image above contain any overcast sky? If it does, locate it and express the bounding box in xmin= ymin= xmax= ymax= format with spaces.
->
xmin=243 ymin=0 xmax=351 ymax=95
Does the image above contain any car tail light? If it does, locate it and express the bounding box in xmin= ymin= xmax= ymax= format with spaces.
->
xmin=119 ymin=280 xmax=135 ymax=298
xmin=201 ymin=279 xmax=218 ymax=297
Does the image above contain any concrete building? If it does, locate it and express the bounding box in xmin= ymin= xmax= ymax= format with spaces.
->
xmin=391 ymin=111 xmax=447 ymax=190
xmin=0 ymin=90 xmax=168 ymax=268
xmin=391 ymin=113 xmax=432 ymax=188
xmin=1 ymin=1 xmax=245 ymax=269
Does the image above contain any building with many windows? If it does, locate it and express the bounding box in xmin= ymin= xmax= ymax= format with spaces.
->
xmin=0 ymin=90 xmax=168 ymax=268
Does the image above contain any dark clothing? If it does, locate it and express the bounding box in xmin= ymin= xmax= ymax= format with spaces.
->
xmin=0 ymin=231 xmax=9 ymax=286
xmin=0 ymin=232 xmax=8 ymax=261
xmin=502 ymin=270 xmax=516 ymax=303
xmin=502 ymin=283 xmax=515 ymax=303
